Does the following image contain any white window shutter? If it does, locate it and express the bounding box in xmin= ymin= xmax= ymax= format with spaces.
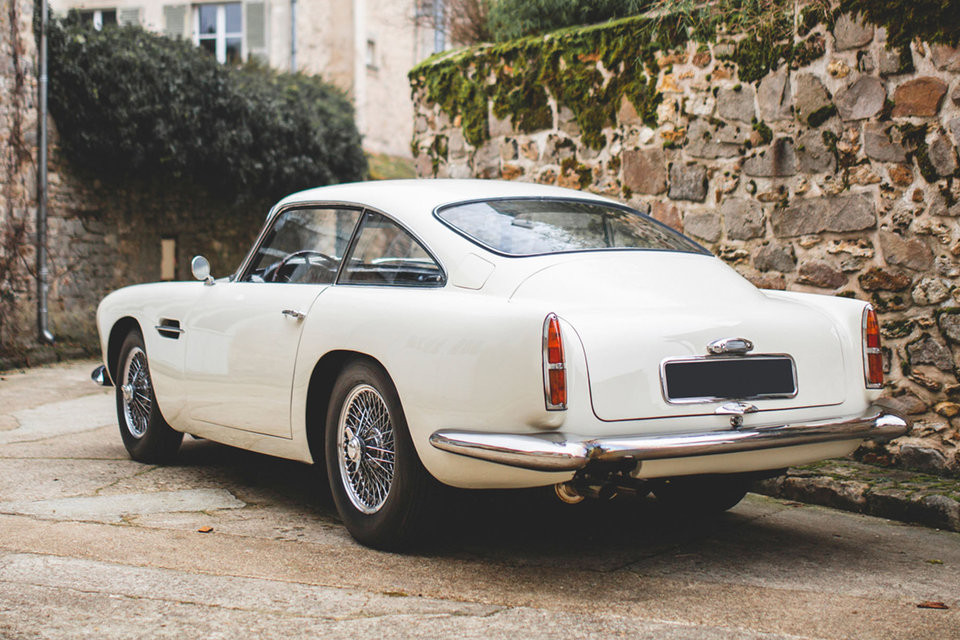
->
xmin=245 ymin=2 xmax=267 ymax=62
xmin=117 ymin=8 xmax=141 ymax=26
xmin=162 ymin=5 xmax=190 ymax=39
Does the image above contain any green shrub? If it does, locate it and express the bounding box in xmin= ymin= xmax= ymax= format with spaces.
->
xmin=486 ymin=0 xmax=650 ymax=41
xmin=47 ymin=19 xmax=366 ymax=202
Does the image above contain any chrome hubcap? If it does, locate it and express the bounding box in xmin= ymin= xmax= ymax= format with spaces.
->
xmin=121 ymin=347 xmax=152 ymax=439
xmin=337 ymin=384 xmax=395 ymax=514
xmin=345 ymin=431 xmax=363 ymax=464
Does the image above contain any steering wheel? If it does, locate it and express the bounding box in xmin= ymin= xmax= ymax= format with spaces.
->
xmin=266 ymin=250 xmax=337 ymax=282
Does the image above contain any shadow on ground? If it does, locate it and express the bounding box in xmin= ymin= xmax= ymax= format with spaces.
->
xmin=168 ymin=436 xmax=856 ymax=567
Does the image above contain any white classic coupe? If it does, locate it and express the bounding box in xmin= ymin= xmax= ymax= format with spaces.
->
xmin=92 ymin=179 xmax=908 ymax=548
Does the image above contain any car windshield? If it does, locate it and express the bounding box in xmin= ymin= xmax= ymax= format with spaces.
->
xmin=437 ymin=198 xmax=706 ymax=257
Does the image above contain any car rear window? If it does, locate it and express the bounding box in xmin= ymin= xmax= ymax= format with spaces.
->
xmin=436 ymin=198 xmax=706 ymax=257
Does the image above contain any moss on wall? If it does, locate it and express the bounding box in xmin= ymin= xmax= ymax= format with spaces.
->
xmin=841 ymin=0 xmax=960 ymax=49
xmin=411 ymin=15 xmax=688 ymax=151
xmin=410 ymin=4 xmax=832 ymax=152
xmin=411 ymin=2 xmax=958 ymax=156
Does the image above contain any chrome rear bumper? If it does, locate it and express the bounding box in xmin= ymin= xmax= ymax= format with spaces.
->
xmin=429 ymin=406 xmax=909 ymax=472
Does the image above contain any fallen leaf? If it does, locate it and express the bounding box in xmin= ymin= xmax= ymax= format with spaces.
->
xmin=924 ymin=559 xmax=944 ymax=565
xmin=917 ymin=601 xmax=949 ymax=610
xmin=781 ymin=501 xmax=804 ymax=507
xmin=197 ymin=526 xmax=214 ymax=533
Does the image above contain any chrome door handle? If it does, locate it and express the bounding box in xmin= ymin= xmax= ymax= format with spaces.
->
xmin=281 ymin=309 xmax=305 ymax=320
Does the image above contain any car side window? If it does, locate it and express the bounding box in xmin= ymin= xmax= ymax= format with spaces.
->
xmin=245 ymin=207 xmax=361 ymax=283
xmin=340 ymin=212 xmax=444 ymax=287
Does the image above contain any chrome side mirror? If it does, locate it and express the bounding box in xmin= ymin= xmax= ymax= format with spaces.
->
xmin=191 ymin=255 xmax=214 ymax=286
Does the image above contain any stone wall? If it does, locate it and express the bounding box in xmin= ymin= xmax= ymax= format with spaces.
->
xmin=39 ymin=161 xmax=270 ymax=348
xmin=411 ymin=10 xmax=960 ymax=475
xmin=0 ymin=145 xmax=270 ymax=365
xmin=0 ymin=0 xmax=39 ymax=354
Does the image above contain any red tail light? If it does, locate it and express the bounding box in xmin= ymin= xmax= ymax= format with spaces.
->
xmin=863 ymin=306 xmax=883 ymax=389
xmin=543 ymin=313 xmax=566 ymax=410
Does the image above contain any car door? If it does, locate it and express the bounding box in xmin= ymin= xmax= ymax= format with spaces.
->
xmin=183 ymin=206 xmax=361 ymax=437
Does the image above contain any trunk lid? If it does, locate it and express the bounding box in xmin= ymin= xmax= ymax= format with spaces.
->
xmin=510 ymin=252 xmax=847 ymax=421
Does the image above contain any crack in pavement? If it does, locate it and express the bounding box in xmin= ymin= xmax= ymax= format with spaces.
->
xmin=0 ymin=553 xmax=816 ymax=639
xmin=0 ymin=577 xmax=505 ymax=624
xmin=0 ymin=394 xmax=113 ymax=446
xmin=92 ymin=463 xmax=159 ymax=496
xmin=0 ymin=488 xmax=245 ymax=522
xmin=0 ymin=551 xmax=505 ymax=623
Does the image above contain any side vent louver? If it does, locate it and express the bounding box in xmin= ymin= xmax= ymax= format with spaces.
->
xmin=155 ymin=319 xmax=184 ymax=340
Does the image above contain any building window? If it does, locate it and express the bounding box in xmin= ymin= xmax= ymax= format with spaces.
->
xmin=365 ymin=38 xmax=377 ymax=70
xmin=161 ymin=238 xmax=177 ymax=281
xmin=194 ymin=3 xmax=242 ymax=64
xmin=77 ymin=9 xmax=117 ymax=30
xmin=432 ymin=0 xmax=445 ymax=53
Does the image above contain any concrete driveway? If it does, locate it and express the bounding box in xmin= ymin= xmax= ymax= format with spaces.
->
xmin=0 ymin=360 xmax=958 ymax=639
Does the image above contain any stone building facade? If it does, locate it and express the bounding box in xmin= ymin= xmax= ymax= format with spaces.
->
xmin=411 ymin=12 xmax=960 ymax=475
xmin=49 ymin=0 xmax=443 ymax=157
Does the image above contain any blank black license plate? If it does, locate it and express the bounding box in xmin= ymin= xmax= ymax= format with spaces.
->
xmin=663 ymin=356 xmax=796 ymax=402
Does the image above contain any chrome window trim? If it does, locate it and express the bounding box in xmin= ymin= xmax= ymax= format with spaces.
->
xmin=336 ymin=210 xmax=447 ymax=289
xmin=659 ymin=354 xmax=799 ymax=405
xmin=234 ymin=201 xmax=362 ymax=283
xmin=234 ymin=201 xmax=447 ymax=287
xmin=433 ymin=196 xmax=711 ymax=259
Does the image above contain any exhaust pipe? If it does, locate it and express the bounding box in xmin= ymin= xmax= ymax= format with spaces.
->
xmin=554 ymin=481 xmax=620 ymax=504
xmin=554 ymin=482 xmax=585 ymax=504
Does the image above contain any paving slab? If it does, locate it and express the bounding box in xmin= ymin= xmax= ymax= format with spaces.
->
xmin=0 ymin=560 xmax=792 ymax=640
xmin=0 ymin=359 xmax=105 ymax=415
xmin=0 ymin=393 xmax=114 ymax=444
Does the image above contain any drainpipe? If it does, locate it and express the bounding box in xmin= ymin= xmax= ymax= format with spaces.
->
xmin=289 ymin=0 xmax=297 ymax=72
xmin=36 ymin=0 xmax=54 ymax=345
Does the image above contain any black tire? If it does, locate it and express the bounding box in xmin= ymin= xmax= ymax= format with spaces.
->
xmin=653 ymin=475 xmax=750 ymax=515
xmin=324 ymin=359 xmax=436 ymax=550
xmin=115 ymin=329 xmax=183 ymax=464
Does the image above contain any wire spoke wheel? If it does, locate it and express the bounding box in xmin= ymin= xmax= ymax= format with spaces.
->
xmin=114 ymin=330 xmax=182 ymax=464
xmin=337 ymin=384 xmax=396 ymax=514
xmin=121 ymin=346 xmax=153 ymax=439
xmin=325 ymin=360 xmax=437 ymax=549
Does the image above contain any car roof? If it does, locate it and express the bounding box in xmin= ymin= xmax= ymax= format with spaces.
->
xmin=273 ymin=179 xmax=619 ymax=224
